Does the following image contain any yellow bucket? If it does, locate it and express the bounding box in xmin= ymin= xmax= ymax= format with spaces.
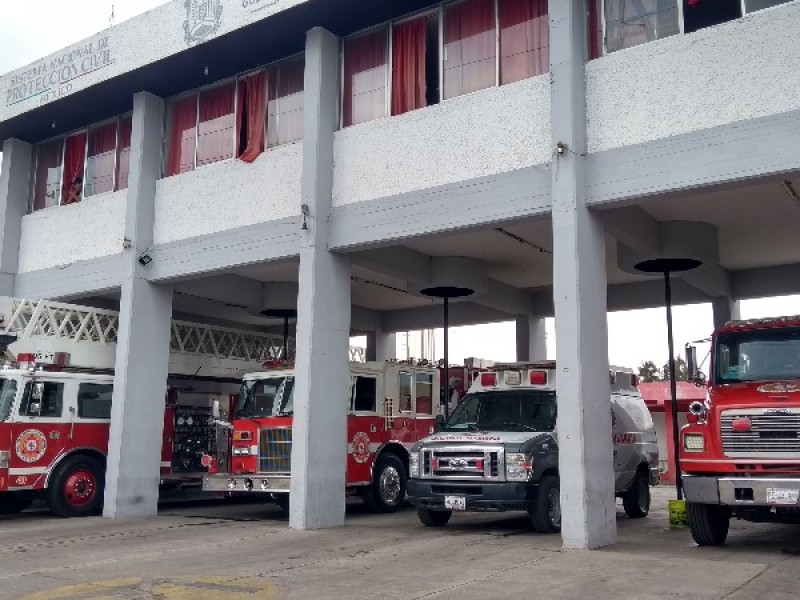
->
xmin=668 ymin=499 xmax=688 ymax=529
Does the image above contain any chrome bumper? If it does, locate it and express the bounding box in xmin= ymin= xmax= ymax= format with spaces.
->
xmin=202 ymin=473 xmax=290 ymax=494
xmin=683 ymin=475 xmax=800 ymax=506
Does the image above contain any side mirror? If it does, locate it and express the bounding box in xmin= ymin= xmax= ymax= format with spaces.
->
xmin=212 ymin=399 xmax=221 ymax=420
xmin=685 ymin=345 xmax=704 ymax=385
xmin=29 ymin=402 xmax=41 ymax=415
xmin=32 ymin=381 xmax=44 ymax=401
xmin=434 ymin=414 xmax=446 ymax=433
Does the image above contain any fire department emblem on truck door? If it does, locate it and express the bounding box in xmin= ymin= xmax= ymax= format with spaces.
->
xmin=351 ymin=432 xmax=371 ymax=464
xmin=184 ymin=0 xmax=224 ymax=47
xmin=15 ymin=429 xmax=47 ymax=463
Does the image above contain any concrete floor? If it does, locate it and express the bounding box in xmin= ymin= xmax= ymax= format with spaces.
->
xmin=0 ymin=487 xmax=798 ymax=600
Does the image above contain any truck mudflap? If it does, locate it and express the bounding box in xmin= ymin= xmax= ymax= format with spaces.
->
xmin=202 ymin=473 xmax=290 ymax=494
xmin=684 ymin=475 xmax=800 ymax=507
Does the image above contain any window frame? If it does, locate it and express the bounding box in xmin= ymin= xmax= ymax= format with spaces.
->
xmin=266 ymin=51 xmax=307 ymax=149
xmin=195 ymin=77 xmax=239 ymax=169
xmin=350 ymin=374 xmax=380 ymax=414
xmin=84 ymin=116 xmax=121 ymax=199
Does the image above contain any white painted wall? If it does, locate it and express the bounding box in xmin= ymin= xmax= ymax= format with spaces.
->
xmin=153 ymin=142 xmax=302 ymax=245
xmin=18 ymin=190 xmax=125 ymax=272
xmin=332 ymin=75 xmax=552 ymax=207
xmin=587 ymin=2 xmax=800 ymax=153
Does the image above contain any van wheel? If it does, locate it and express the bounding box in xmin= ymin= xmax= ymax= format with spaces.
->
xmin=622 ymin=471 xmax=651 ymax=519
xmin=687 ymin=502 xmax=730 ymax=546
xmin=531 ymin=475 xmax=561 ymax=533
xmin=46 ymin=455 xmax=104 ymax=518
xmin=0 ymin=491 xmax=34 ymax=514
xmin=362 ymin=453 xmax=406 ymax=513
xmin=417 ymin=507 xmax=452 ymax=527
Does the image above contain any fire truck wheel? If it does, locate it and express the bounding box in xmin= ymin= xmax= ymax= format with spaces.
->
xmin=0 ymin=491 xmax=34 ymax=514
xmin=687 ymin=502 xmax=730 ymax=546
xmin=274 ymin=494 xmax=290 ymax=517
xmin=417 ymin=507 xmax=452 ymax=527
xmin=622 ymin=471 xmax=651 ymax=519
xmin=363 ymin=453 xmax=406 ymax=513
xmin=530 ymin=475 xmax=561 ymax=534
xmin=46 ymin=455 xmax=105 ymax=518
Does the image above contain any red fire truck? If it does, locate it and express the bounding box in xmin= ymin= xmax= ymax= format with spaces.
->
xmin=202 ymin=360 xmax=441 ymax=513
xmin=682 ymin=315 xmax=800 ymax=545
xmin=0 ymin=297 xmax=293 ymax=517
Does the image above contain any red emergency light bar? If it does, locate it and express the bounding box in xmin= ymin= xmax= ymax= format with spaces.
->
xmin=480 ymin=372 xmax=497 ymax=386
xmin=529 ymin=370 xmax=547 ymax=385
xmin=262 ymin=360 xmax=293 ymax=370
xmin=16 ymin=352 xmax=70 ymax=370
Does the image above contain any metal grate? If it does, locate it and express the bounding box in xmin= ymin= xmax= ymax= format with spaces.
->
xmin=421 ymin=447 xmax=504 ymax=481
xmin=259 ymin=427 xmax=293 ymax=474
xmin=721 ymin=411 xmax=800 ymax=455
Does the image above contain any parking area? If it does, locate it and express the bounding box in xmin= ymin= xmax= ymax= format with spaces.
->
xmin=0 ymin=487 xmax=797 ymax=600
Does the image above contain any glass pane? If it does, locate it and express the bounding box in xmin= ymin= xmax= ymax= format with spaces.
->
xmin=22 ymin=382 xmax=64 ymax=418
xmin=499 ymin=0 xmax=549 ymax=85
xmin=683 ymin=0 xmax=741 ymax=34
xmin=62 ymin=132 xmax=87 ymax=205
xmin=745 ymin=0 xmax=791 ymax=11
xmin=399 ymin=372 xmax=412 ymax=412
xmin=605 ymin=0 xmax=679 ymax=53
xmin=85 ymin=122 xmax=117 ymax=197
xmin=343 ymin=28 xmax=388 ymax=127
xmin=166 ymin=95 xmax=198 ymax=176
xmin=32 ymin=139 xmax=63 ymax=211
xmin=444 ymin=0 xmax=496 ymax=99
xmin=78 ymin=383 xmax=113 ymax=419
xmin=0 ymin=379 xmax=18 ymax=421
xmin=268 ymin=56 xmax=305 ymax=148
xmin=353 ymin=376 xmax=377 ymax=412
xmin=391 ymin=16 xmax=429 ymax=116
xmin=197 ymin=82 xmax=236 ymax=167
xmin=116 ymin=116 xmax=132 ymax=191
xmin=415 ymin=372 xmax=434 ymax=415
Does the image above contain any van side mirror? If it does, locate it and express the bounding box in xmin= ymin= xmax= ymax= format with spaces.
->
xmin=434 ymin=414 xmax=446 ymax=433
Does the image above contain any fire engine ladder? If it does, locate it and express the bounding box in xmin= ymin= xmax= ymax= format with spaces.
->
xmin=0 ymin=298 xmax=365 ymax=380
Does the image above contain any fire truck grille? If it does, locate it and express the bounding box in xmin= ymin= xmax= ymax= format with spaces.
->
xmin=721 ymin=412 xmax=800 ymax=455
xmin=420 ymin=447 xmax=504 ymax=481
xmin=259 ymin=427 xmax=292 ymax=474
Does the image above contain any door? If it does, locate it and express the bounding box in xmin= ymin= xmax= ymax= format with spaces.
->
xmin=347 ymin=374 xmax=380 ymax=485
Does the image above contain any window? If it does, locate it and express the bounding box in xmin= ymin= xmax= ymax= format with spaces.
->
xmin=415 ymin=372 xmax=434 ymax=415
xmin=197 ymin=83 xmax=236 ymax=167
xmin=0 ymin=379 xmax=18 ymax=421
xmin=683 ymin=0 xmax=741 ymax=34
xmin=443 ymin=0 xmax=496 ymax=100
xmin=391 ymin=15 xmax=437 ymax=116
xmin=745 ymin=0 xmax=791 ymax=11
xmin=85 ymin=122 xmax=117 ymax=197
xmin=605 ymin=0 xmax=680 ymax=54
xmin=399 ymin=371 xmax=412 ymax=412
xmin=78 ymin=383 xmax=113 ymax=419
xmin=61 ymin=132 xmax=87 ymax=205
xmin=343 ymin=28 xmax=389 ymax=127
xmin=32 ymin=139 xmax=63 ymax=211
xmin=268 ymin=55 xmax=305 ymax=147
xmin=22 ymin=382 xmax=64 ymax=418
xmin=499 ymin=0 xmax=549 ymax=84
xmin=588 ymin=0 xmax=604 ymax=59
xmin=166 ymin=95 xmax=198 ymax=176
xmin=116 ymin=116 xmax=133 ymax=191
xmin=352 ymin=376 xmax=378 ymax=412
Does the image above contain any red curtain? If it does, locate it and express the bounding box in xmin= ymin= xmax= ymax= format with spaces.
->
xmin=588 ymin=0 xmax=603 ymax=59
xmin=237 ymin=72 xmax=267 ymax=162
xmin=116 ymin=116 xmax=132 ymax=191
xmin=391 ymin=17 xmax=427 ymax=116
xmin=268 ymin=56 xmax=305 ymax=147
xmin=61 ymin=132 xmax=87 ymax=205
xmin=499 ymin=0 xmax=549 ymax=84
xmin=198 ymin=83 xmax=235 ymax=166
xmin=167 ymin=96 xmax=198 ymax=177
xmin=86 ymin=122 xmax=117 ymax=196
xmin=343 ymin=28 xmax=388 ymax=127
xmin=444 ymin=0 xmax=496 ymax=99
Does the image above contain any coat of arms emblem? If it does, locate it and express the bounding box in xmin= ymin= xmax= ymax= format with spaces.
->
xmin=184 ymin=0 xmax=224 ymax=46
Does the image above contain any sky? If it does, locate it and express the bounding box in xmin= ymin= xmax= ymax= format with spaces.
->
xmin=2 ymin=1 xmax=800 ymax=371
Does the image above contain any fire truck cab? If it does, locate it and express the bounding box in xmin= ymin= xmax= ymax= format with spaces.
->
xmin=203 ymin=360 xmax=440 ymax=513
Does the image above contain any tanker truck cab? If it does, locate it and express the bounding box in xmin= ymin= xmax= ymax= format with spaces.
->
xmin=407 ymin=362 xmax=659 ymax=532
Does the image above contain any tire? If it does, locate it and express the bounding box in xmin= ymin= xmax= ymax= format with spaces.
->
xmin=687 ymin=502 xmax=730 ymax=546
xmin=531 ymin=475 xmax=561 ymax=534
xmin=417 ymin=507 xmax=452 ymax=527
xmin=274 ymin=494 xmax=290 ymax=517
xmin=622 ymin=471 xmax=651 ymax=519
xmin=0 ymin=491 xmax=34 ymax=514
xmin=46 ymin=455 xmax=105 ymax=518
xmin=362 ymin=453 xmax=406 ymax=513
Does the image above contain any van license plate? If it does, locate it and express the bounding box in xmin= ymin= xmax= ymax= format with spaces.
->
xmin=444 ymin=496 xmax=466 ymax=511
xmin=766 ymin=488 xmax=799 ymax=505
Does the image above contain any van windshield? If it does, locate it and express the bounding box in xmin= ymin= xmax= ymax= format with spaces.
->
xmin=444 ymin=390 xmax=557 ymax=433
xmin=0 ymin=378 xmax=18 ymax=422
xmin=715 ymin=327 xmax=800 ymax=384
xmin=237 ymin=377 xmax=295 ymax=418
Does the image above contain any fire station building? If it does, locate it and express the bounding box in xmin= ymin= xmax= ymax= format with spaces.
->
xmin=1 ymin=0 xmax=800 ymax=549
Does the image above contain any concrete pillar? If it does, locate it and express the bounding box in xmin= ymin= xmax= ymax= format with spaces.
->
xmin=516 ymin=315 xmax=547 ymax=361
xmin=711 ymin=296 xmax=740 ymax=330
xmin=549 ymin=0 xmax=616 ymax=549
xmin=104 ymin=92 xmax=173 ymax=518
xmin=0 ymin=139 xmax=32 ymax=296
xmin=289 ymin=28 xmax=352 ymax=530
xmin=366 ymin=330 xmax=396 ymax=362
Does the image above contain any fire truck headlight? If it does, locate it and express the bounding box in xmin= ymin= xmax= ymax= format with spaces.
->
xmin=409 ymin=452 xmax=420 ymax=478
xmin=232 ymin=446 xmax=252 ymax=456
xmin=683 ymin=433 xmax=705 ymax=452
xmin=505 ymin=453 xmax=533 ymax=481
xmin=0 ymin=451 xmax=8 ymax=469
xmin=227 ymin=479 xmax=237 ymax=490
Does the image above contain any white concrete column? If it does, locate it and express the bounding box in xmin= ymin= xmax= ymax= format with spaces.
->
xmin=516 ymin=315 xmax=547 ymax=361
xmin=0 ymin=139 xmax=32 ymax=296
xmin=711 ymin=296 xmax=740 ymax=330
xmin=289 ymin=28 xmax=352 ymax=530
xmin=104 ymin=92 xmax=173 ymax=518
xmin=366 ymin=330 xmax=396 ymax=362
xmin=550 ymin=0 xmax=616 ymax=549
